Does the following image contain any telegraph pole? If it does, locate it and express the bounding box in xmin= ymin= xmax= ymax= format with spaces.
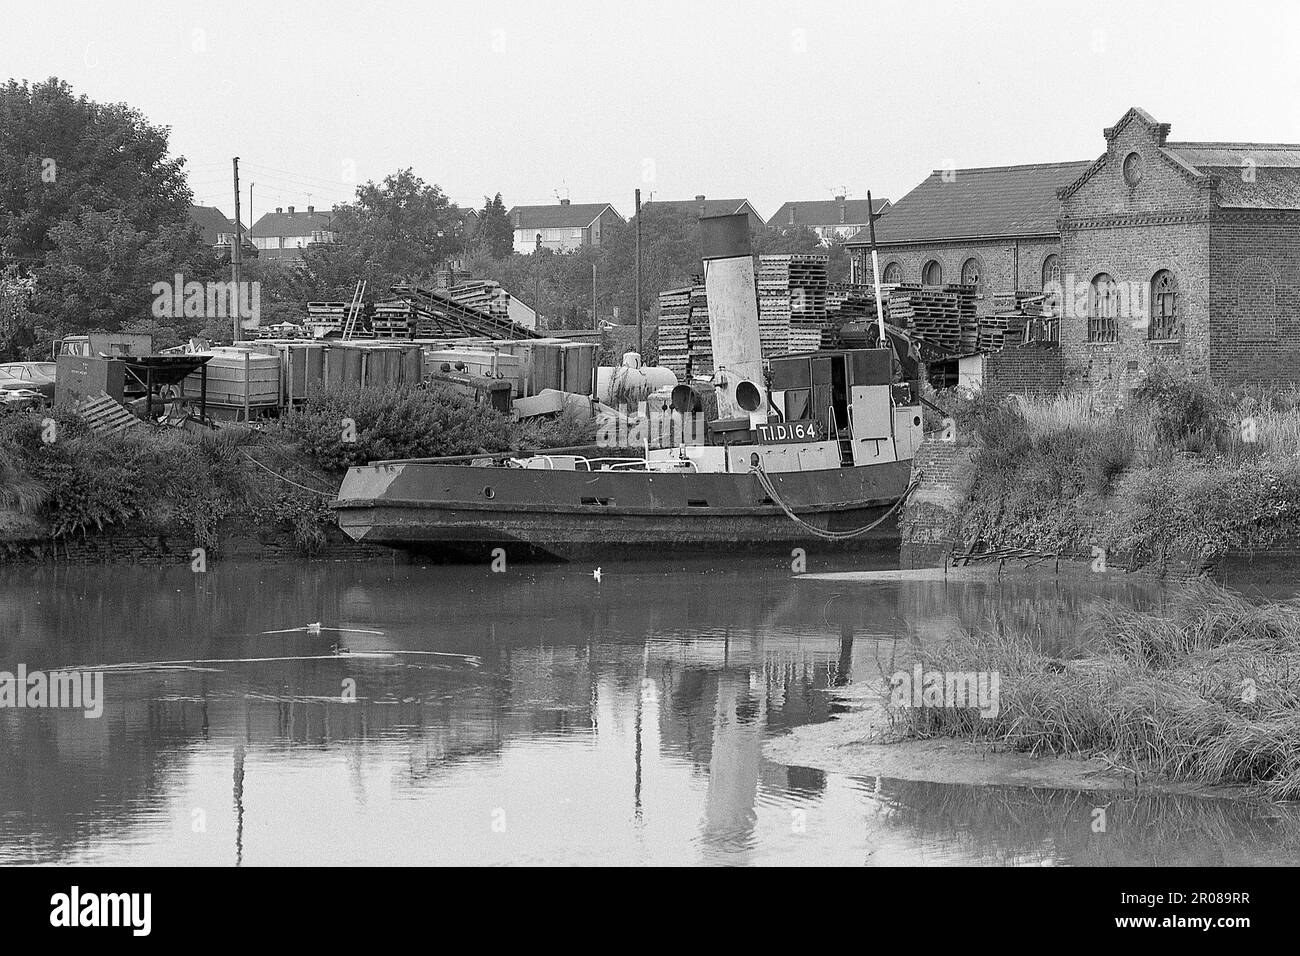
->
xmin=231 ymin=157 xmax=244 ymax=343
xmin=534 ymin=233 xmax=542 ymax=330
xmin=592 ymin=260 xmax=598 ymax=331
xmin=634 ymin=188 xmax=642 ymax=352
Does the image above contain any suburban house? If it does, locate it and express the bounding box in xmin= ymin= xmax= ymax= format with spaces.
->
xmin=1057 ymin=107 xmax=1300 ymax=400
xmin=844 ymin=160 xmax=1091 ymax=316
xmin=507 ymin=200 xmax=624 ymax=254
xmin=641 ymin=195 xmax=765 ymax=229
xmin=188 ymin=205 xmax=248 ymax=252
xmin=766 ymin=196 xmax=891 ymax=243
xmin=250 ymin=205 xmax=337 ymax=264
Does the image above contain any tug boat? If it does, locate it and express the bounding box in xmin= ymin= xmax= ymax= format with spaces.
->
xmin=332 ymin=214 xmax=925 ymax=561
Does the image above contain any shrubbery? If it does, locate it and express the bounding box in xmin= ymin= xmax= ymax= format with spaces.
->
xmin=277 ymin=383 xmax=595 ymax=475
xmin=945 ymin=372 xmax=1300 ymax=564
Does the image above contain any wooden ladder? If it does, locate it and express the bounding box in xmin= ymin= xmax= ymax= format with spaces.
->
xmin=341 ymin=279 xmax=367 ymax=340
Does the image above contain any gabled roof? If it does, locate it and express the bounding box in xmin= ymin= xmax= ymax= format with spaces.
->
xmin=251 ymin=209 xmax=334 ymax=238
xmin=507 ymin=202 xmax=623 ymax=230
xmin=1058 ymin=107 xmax=1300 ymax=211
xmin=845 ymin=161 xmax=1091 ymax=246
xmin=643 ymin=198 xmax=765 ymax=221
xmin=1166 ymin=142 xmax=1300 ymax=209
xmin=188 ymin=205 xmax=243 ymax=244
xmin=767 ymin=197 xmax=890 ymax=229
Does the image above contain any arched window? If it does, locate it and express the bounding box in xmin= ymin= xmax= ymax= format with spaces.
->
xmin=922 ymin=260 xmax=942 ymax=285
xmin=1042 ymin=254 xmax=1061 ymax=290
xmin=1150 ymin=270 xmax=1178 ymax=340
xmin=882 ymin=261 xmax=902 ymax=284
xmin=1088 ymin=273 xmax=1119 ymax=342
xmin=960 ymin=257 xmax=981 ymax=292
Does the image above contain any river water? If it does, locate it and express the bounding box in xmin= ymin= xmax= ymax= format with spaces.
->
xmin=1 ymin=555 xmax=1296 ymax=866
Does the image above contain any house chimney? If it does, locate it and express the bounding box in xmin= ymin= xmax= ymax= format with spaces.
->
xmin=559 ymin=198 xmax=570 ymax=205
xmin=835 ymin=195 xmax=846 ymax=223
xmin=788 ymin=205 xmax=796 ymax=226
xmin=696 ymin=194 xmax=706 ymax=216
xmin=514 ymin=209 xmax=522 ymax=227
xmin=275 ymin=207 xmax=283 ymax=214
xmin=287 ymin=206 xmax=295 ymax=215
xmin=307 ymin=205 xmax=315 ymax=215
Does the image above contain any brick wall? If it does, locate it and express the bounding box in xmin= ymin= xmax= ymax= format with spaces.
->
xmin=1208 ymin=213 xmax=1300 ymax=385
xmin=899 ymin=439 xmax=976 ymax=566
xmin=1058 ymin=115 xmax=1214 ymax=408
xmin=0 ymin=514 xmax=397 ymax=566
xmin=983 ymin=342 xmax=1064 ymax=397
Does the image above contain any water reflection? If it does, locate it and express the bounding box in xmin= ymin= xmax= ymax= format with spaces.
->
xmin=0 ymin=558 xmax=1289 ymax=865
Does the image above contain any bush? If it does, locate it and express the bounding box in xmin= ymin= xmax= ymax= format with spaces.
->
xmin=1132 ymin=363 xmax=1224 ymax=451
xmin=278 ymin=383 xmax=521 ymax=474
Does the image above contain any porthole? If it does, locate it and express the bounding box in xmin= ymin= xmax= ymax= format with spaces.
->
xmin=483 ymin=486 xmax=495 ymax=499
xmin=1122 ymin=151 xmax=1143 ymax=187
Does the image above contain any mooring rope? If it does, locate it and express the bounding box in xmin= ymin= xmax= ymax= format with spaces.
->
xmin=750 ymin=464 xmax=922 ymax=540
xmin=241 ymin=452 xmax=337 ymax=498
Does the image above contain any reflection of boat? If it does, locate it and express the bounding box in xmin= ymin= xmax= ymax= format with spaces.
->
xmin=333 ymin=214 xmax=925 ymax=560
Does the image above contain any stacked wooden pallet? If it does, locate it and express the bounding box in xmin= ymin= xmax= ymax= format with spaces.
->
xmin=981 ymin=291 xmax=1049 ymax=351
xmin=657 ymin=287 xmax=691 ymax=378
xmin=688 ymin=284 xmax=712 ymax=375
xmin=978 ymin=314 xmax=1030 ymax=352
xmin=887 ymin=283 xmax=978 ymax=353
xmin=76 ymin=392 xmax=141 ymax=435
xmin=372 ymin=299 xmax=416 ymax=338
xmin=447 ymin=280 xmax=512 ymax=320
xmin=758 ymin=254 xmax=829 ymax=355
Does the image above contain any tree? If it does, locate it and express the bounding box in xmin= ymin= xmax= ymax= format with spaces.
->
xmin=0 ymin=78 xmax=193 ymax=264
xmin=33 ymin=208 xmax=221 ymax=338
xmin=305 ymin=168 xmax=468 ymax=292
xmin=0 ymin=77 xmax=204 ymax=340
xmin=478 ymin=193 xmax=514 ymax=260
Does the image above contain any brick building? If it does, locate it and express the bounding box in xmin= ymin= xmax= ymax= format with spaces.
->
xmin=1057 ymin=107 xmax=1300 ymax=402
xmin=845 ymin=161 xmax=1090 ymax=317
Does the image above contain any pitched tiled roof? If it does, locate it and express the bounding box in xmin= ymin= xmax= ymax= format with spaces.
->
xmin=1165 ymin=142 xmax=1300 ymax=209
xmin=188 ymin=205 xmax=242 ymax=244
xmin=767 ymin=197 xmax=890 ymax=229
xmin=507 ymin=203 xmax=622 ymax=230
xmin=643 ymin=198 xmax=765 ymax=221
xmin=846 ymin=162 xmax=1092 ymax=246
xmin=251 ymin=209 xmax=334 ymax=238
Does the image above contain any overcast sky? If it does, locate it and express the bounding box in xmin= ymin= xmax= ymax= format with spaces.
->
xmin=6 ymin=0 xmax=1300 ymax=224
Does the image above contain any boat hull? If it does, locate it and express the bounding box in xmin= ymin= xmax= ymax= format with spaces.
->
xmin=333 ymin=457 xmax=913 ymax=561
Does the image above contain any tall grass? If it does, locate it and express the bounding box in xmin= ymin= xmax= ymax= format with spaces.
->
xmin=884 ymin=584 xmax=1300 ymax=798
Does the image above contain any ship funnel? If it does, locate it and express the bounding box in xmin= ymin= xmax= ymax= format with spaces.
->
xmin=700 ymin=213 xmax=768 ymax=423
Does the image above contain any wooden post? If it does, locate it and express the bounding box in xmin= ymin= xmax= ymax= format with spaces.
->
xmin=242 ymin=350 xmax=250 ymax=422
xmin=232 ymin=157 xmax=243 ymax=344
xmin=634 ymin=188 xmax=643 ymax=353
